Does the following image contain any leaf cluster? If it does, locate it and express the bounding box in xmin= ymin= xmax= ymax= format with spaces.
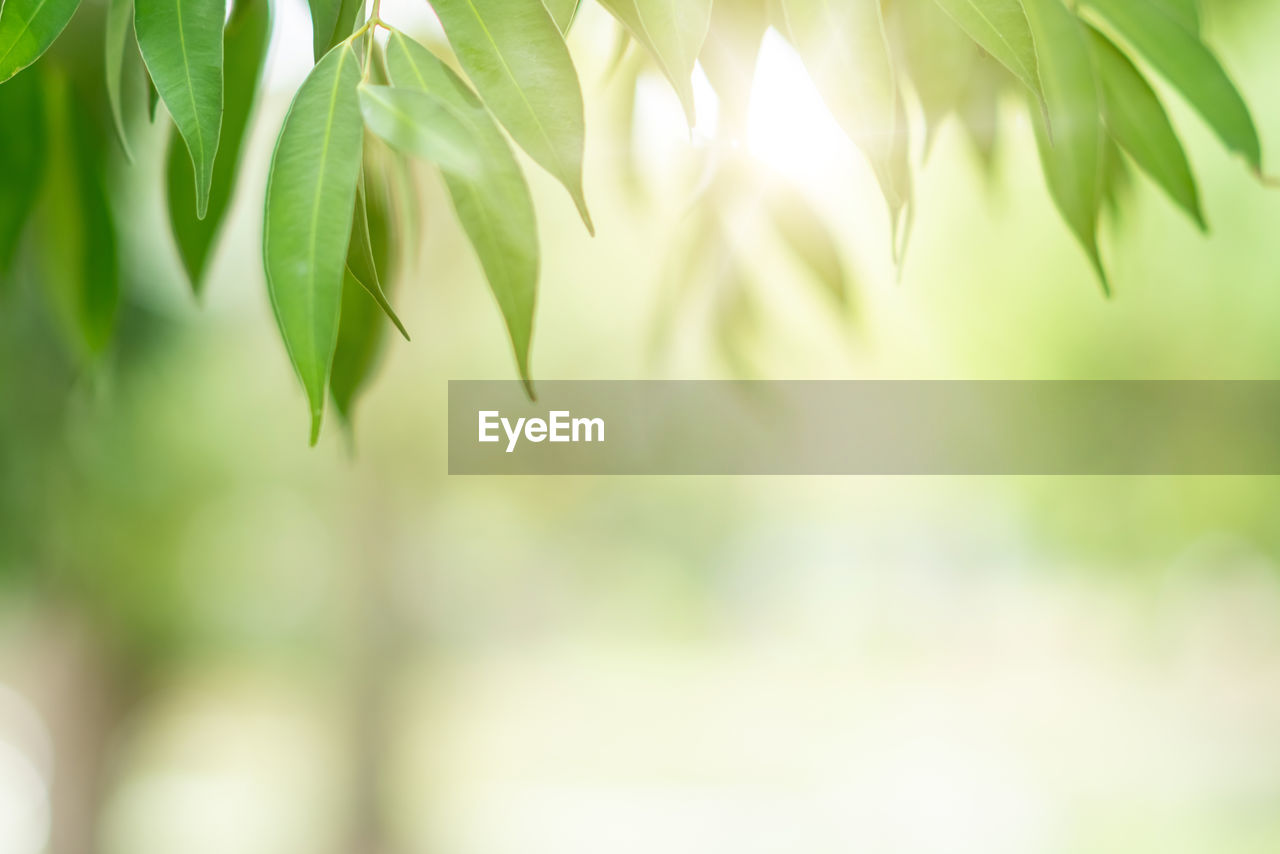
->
xmin=0 ymin=0 xmax=1266 ymax=441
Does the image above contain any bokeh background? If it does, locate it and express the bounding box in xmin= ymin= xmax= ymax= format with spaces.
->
xmin=5 ymin=0 xmax=1280 ymax=851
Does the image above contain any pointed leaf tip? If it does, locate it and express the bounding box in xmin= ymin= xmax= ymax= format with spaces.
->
xmin=136 ymin=0 xmax=225 ymax=222
xmin=384 ymin=33 xmax=541 ymax=396
xmin=597 ymin=0 xmax=711 ymax=128
xmin=431 ymin=0 xmax=593 ymax=233
xmin=264 ymin=43 xmax=365 ymax=444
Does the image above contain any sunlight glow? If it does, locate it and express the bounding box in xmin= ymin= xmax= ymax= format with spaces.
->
xmin=747 ymin=31 xmax=851 ymax=186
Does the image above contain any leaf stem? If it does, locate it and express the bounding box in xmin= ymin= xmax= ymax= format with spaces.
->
xmin=352 ymin=0 xmax=398 ymax=80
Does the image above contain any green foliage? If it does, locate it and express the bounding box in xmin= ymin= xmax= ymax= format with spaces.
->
xmin=886 ymin=0 xmax=974 ymax=154
xmin=386 ymin=31 xmax=540 ymax=396
xmin=263 ymin=43 xmax=365 ymax=445
xmin=596 ymin=0 xmax=713 ymax=125
xmin=1082 ymin=0 xmax=1262 ymax=171
xmin=104 ymin=0 xmax=135 ymax=160
xmin=1087 ymin=25 xmax=1204 ymax=230
xmin=344 ymin=175 xmax=410 ymax=341
xmin=167 ymin=0 xmax=272 ymax=293
xmin=0 ymin=0 xmax=82 ymax=82
xmin=0 ymin=0 xmax=1271 ymax=441
xmin=765 ymin=184 xmax=851 ymax=309
xmin=699 ymin=0 xmax=767 ymax=134
xmin=1024 ymin=0 xmax=1108 ymax=294
xmin=431 ymin=0 xmax=593 ymax=233
xmin=37 ymin=68 xmax=119 ymax=360
xmin=544 ymin=0 xmax=583 ymax=34
xmin=135 ymin=0 xmax=225 ymax=218
xmin=774 ymin=0 xmax=910 ymax=243
xmin=0 ymin=67 xmax=45 ymax=275
xmin=929 ymin=0 xmax=1044 ymax=107
xmin=332 ymin=143 xmax=404 ymax=425
xmin=307 ymin=0 xmax=359 ymax=61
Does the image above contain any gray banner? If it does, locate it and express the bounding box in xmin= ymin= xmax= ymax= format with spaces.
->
xmin=448 ymin=381 xmax=1280 ymax=475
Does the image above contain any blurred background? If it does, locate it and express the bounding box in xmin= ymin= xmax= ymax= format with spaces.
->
xmin=5 ymin=0 xmax=1280 ymax=851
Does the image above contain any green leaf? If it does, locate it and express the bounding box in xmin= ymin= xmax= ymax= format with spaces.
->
xmin=430 ymin=0 xmax=592 ymax=234
xmin=0 ymin=0 xmax=82 ymax=82
xmin=331 ymin=274 xmax=382 ymax=433
xmin=147 ymin=69 xmax=159 ymax=120
xmin=135 ymin=0 xmax=225 ymax=219
xmin=358 ymin=85 xmax=489 ymax=180
xmin=766 ymin=185 xmax=851 ymax=309
xmin=1082 ymin=0 xmax=1261 ymax=170
xmin=959 ymin=55 xmax=1006 ymax=177
xmin=385 ymin=31 xmax=539 ymax=393
xmin=1099 ymin=133 xmax=1131 ymax=216
xmin=167 ymin=0 xmax=272 ymax=294
xmin=887 ymin=0 xmax=975 ymax=154
xmin=1155 ymin=0 xmax=1198 ymax=34
xmin=930 ymin=0 xmax=1044 ymax=108
xmin=1086 ymin=25 xmax=1203 ymax=230
xmin=0 ymin=64 xmax=45 ymax=276
xmin=105 ymin=0 xmax=135 ymax=161
xmin=36 ymin=69 xmax=119 ymax=359
xmin=263 ymin=43 xmax=365 ymax=444
xmin=332 ymin=148 xmax=403 ymax=426
xmin=1023 ymin=0 xmax=1108 ymax=293
xmin=312 ymin=0 xmax=364 ymax=61
xmin=543 ymin=0 xmax=581 ymax=34
xmin=700 ymin=0 xmax=768 ymax=137
xmin=774 ymin=0 xmax=910 ymax=231
xmin=307 ymin=0 xmax=342 ymax=62
xmin=345 ymin=175 xmax=409 ymax=340
xmin=596 ymin=0 xmax=713 ymax=126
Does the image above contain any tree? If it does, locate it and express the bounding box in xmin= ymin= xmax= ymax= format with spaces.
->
xmin=0 ymin=1 xmax=1271 ymax=850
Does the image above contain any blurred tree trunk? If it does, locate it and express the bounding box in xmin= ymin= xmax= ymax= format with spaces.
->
xmin=348 ymin=491 xmax=401 ymax=854
xmin=20 ymin=606 xmax=138 ymax=854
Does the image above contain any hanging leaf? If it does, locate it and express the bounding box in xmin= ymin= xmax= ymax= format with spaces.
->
xmin=135 ymin=0 xmax=225 ymax=219
xmin=766 ymin=184 xmax=852 ymax=309
xmin=887 ymin=0 xmax=976 ymax=154
xmin=543 ymin=0 xmax=581 ymax=34
xmin=959 ymin=54 xmax=1006 ymax=177
xmin=330 ymin=272 xmax=384 ymax=436
xmin=263 ymin=42 xmax=365 ymax=444
xmin=332 ymin=150 xmax=404 ymax=426
xmin=712 ymin=258 xmax=763 ymax=379
xmin=774 ymin=0 xmax=910 ymax=233
xmin=596 ymin=0 xmax=713 ymax=127
xmin=104 ymin=0 xmax=134 ymax=160
xmin=358 ymin=85 xmax=489 ymax=179
xmin=147 ymin=69 xmax=159 ymax=120
xmin=0 ymin=65 xmax=45 ymax=276
xmin=0 ymin=0 xmax=82 ymax=83
xmin=384 ymin=31 xmax=540 ymax=394
xmin=167 ymin=0 xmax=272 ymax=294
xmin=1082 ymin=0 xmax=1260 ymax=170
xmin=307 ymin=0 xmax=342 ymax=62
xmin=699 ymin=0 xmax=768 ymax=137
xmin=311 ymin=0 xmax=364 ymax=61
xmin=344 ymin=176 xmax=409 ymax=340
xmin=430 ymin=0 xmax=592 ymax=234
xmin=930 ymin=0 xmax=1045 ymax=112
xmin=339 ymin=41 xmax=409 ymax=340
xmin=1023 ymin=0 xmax=1108 ymax=293
xmin=1099 ymin=134 xmax=1131 ymax=217
xmin=1086 ymin=26 xmax=1204 ymax=230
xmin=36 ymin=69 xmax=119 ymax=359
